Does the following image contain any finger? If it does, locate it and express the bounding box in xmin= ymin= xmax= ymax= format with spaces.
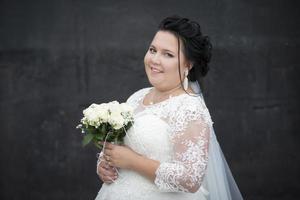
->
xmin=99 ymin=173 xmax=113 ymax=183
xmin=101 ymin=161 xmax=116 ymax=171
xmin=104 ymin=155 xmax=111 ymax=163
xmin=102 ymin=162 xmax=116 ymax=171
xmin=102 ymin=175 xmax=116 ymax=183
xmin=100 ymin=162 xmax=108 ymax=169
xmin=104 ymin=142 xmax=114 ymax=150
xmin=100 ymin=163 xmax=118 ymax=173
xmin=100 ymin=158 xmax=113 ymax=165
xmin=98 ymin=161 xmax=109 ymax=174
xmin=103 ymin=171 xmax=117 ymax=179
xmin=103 ymin=171 xmax=116 ymax=177
xmin=99 ymin=160 xmax=107 ymax=167
xmin=104 ymin=149 xmax=112 ymax=156
xmin=100 ymin=167 xmax=117 ymax=177
xmin=103 ymin=150 xmax=109 ymax=156
xmin=107 ymin=160 xmax=115 ymax=167
xmin=98 ymin=161 xmax=107 ymax=169
xmin=106 ymin=165 xmax=117 ymax=173
xmin=100 ymin=171 xmax=118 ymax=181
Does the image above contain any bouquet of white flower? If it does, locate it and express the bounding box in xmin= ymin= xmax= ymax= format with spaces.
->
xmin=76 ymin=101 xmax=134 ymax=149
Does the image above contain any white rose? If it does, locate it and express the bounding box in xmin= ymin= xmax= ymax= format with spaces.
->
xmin=119 ymin=103 xmax=134 ymax=124
xmin=120 ymin=103 xmax=133 ymax=114
xmin=108 ymin=101 xmax=122 ymax=115
xmin=86 ymin=111 xmax=100 ymax=127
xmin=83 ymin=103 xmax=103 ymax=127
xmin=109 ymin=112 xmax=125 ymax=130
xmin=95 ymin=104 xmax=109 ymax=123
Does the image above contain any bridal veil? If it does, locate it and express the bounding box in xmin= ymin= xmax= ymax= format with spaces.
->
xmin=190 ymin=81 xmax=243 ymax=200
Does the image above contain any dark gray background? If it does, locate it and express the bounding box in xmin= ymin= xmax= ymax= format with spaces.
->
xmin=0 ymin=0 xmax=299 ymax=199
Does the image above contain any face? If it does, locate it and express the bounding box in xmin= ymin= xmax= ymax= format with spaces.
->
xmin=144 ymin=30 xmax=190 ymax=91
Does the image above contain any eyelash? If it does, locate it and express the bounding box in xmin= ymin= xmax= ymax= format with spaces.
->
xmin=149 ymin=47 xmax=156 ymax=53
xmin=149 ymin=47 xmax=174 ymax=58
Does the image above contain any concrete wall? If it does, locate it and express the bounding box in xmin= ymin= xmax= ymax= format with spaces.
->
xmin=0 ymin=0 xmax=299 ymax=199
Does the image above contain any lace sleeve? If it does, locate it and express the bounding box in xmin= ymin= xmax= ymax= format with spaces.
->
xmin=154 ymin=97 xmax=212 ymax=193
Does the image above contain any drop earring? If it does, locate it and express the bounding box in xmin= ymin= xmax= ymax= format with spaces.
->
xmin=183 ymin=69 xmax=189 ymax=90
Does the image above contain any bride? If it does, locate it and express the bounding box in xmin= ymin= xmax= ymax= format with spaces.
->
xmin=95 ymin=16 xmax=244 ymax=200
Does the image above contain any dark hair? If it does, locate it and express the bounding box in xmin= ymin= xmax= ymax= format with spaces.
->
xmin=158 ymin=15 xmax=212 ymax=92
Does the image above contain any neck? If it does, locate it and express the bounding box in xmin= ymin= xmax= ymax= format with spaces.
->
xmin=154 ymin=84 xmax=182 ymax=95
xmin=150 ymin=84 xmax=183 ymax=105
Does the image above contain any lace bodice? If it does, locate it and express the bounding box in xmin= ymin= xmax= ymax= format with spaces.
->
xmin=96 ymin=87 xmax=214 ymax=200
xmin=126 ymin=87 xmax=213 ymax=193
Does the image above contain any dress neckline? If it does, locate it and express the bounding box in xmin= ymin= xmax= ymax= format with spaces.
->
xmin=141 ymin=87 xmax=191 ymax=108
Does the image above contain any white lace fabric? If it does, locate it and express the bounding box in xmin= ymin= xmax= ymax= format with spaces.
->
xmin=95 ymin=87 xmax=214 ymax=200
xmin=128 ymin=88 xmax=213 ymax=192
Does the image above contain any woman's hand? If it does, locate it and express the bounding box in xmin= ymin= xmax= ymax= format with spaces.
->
xmin=103 ymin=142 xmax=142 ymax=170
xmin=97 ymin=157 xmax=118 ymax=184
xmin=102 ymin=142 xmax=160 ymax=182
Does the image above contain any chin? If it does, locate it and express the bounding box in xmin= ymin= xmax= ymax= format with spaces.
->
xmin=145 ymin=69 xmax=165 ymax=88
xmin=146 ymin=76 xmax=158 ymax=87
xmin=147 ymin=77 xmax=157 ymax=87
xmin=149 ymin=79 xmax=168 ymax=91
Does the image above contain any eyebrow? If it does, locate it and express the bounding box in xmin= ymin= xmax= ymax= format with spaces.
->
xmin=150 ymin=45 xmax=175 ymax=54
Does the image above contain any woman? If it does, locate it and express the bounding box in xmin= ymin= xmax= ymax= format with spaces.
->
xmin=95 ymin=16 xmax=243 ymax=200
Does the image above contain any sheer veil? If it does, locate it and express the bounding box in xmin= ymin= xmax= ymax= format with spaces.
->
xmin=190 ymin=81 xmax=244 ymax=200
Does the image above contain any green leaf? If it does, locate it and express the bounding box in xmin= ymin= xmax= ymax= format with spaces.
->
xmin=100 ymin=123 xmax=107 ymax=134
xmin=95 ymin=133 xmax=105 ymax=141
xmin=94 ymin=142 xmax=103 ymax=149
xmin=84 ymin=127 xmax=94 ymax=135
xmin=82 ymin=133 xmax=94 ymax=147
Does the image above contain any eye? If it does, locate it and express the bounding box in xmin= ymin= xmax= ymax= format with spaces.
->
xmin=164 ymin=53 xmax=174 ymax=58
xmin=149 ymin=47 xmax=156 ymax=54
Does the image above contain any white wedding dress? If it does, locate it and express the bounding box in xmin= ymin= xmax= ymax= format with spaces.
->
xmin=95 ymin=85 xmax=243 ymax=200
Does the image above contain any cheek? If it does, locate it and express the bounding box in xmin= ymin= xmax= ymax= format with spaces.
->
xmin=165 ymin=60 xmax=179 ymax=76
xmin=159 ymin=61 xmax=180 ymax=84
xmin=144 ymin=51 xmax=151 ymax=62
xmin=144 ymin=53 xmax=150 ymax=68
xmin=144 ymin=53 xmax=151 ymax=75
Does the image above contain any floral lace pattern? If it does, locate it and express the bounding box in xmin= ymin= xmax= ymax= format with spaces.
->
xmin=95 ymin=87 xmax=214 ymax=200
xmin=127 ymin=88 xmax=213 ymax=193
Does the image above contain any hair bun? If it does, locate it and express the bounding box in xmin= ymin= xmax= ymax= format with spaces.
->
xmin=159 ymin=15 xmax=212 ymax=79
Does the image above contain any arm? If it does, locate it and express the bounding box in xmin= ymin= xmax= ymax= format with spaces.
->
xmin=127 ymin=119 xmax=210 ymax=187
xmin=103 ymin=116 xmax=210 ymax=192
xmin=154 ymin=117 xmax=211 ymax=193
xmin=104 ymin=91 xmax=211 ymax=192
xmin=129 ymin=154 xmax=160 ymax=182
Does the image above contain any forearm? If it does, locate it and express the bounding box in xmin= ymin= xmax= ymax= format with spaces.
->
xmin=129 ymin=154 xmax=160 ymax=182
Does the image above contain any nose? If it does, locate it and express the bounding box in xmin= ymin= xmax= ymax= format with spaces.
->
xmin=151 ymin=53 xmax=161 ymax=65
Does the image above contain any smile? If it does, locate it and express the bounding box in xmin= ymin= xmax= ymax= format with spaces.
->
xmin=150 ymin=66 xmax=163 ymax=73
